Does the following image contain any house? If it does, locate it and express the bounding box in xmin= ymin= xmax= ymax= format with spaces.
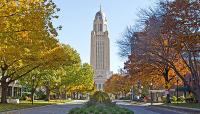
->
xmin=0 ymin=80 xmax=22 ymax=100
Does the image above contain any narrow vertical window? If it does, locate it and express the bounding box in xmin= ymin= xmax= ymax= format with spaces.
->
xmin=100 ymin=24 xmax=103 ymax=32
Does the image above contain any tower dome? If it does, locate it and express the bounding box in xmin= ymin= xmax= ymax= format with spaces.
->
xmin=95 ymin=10 xmax=107 ymax=21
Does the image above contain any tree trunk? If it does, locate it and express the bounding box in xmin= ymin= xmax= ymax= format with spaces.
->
xmin=76 ymin=92 xmax=78 ymax=99
xmin=166 ymin=93 xmax=171 ymax=103
xmin=195 ymin=93 xmax=200 ymax=103
xmin=192 ymin=86 xmax=200 ymax=103
xmin=58 ymin=91 xmax=61 ymax=100
xmin=63 ymin=90 xmax=67 ymax=99
xmin=1 ymin=80 xmax=8 ymax=103
xmin=64 ymin=87 xmax=67 ymax=99
xmin=45 ymin=85 xmax=50 ymax=101
xmin=163 ymin=66 xmax=171 ymax=103
xmin=31 ymin=90 xmax=34 ymax=105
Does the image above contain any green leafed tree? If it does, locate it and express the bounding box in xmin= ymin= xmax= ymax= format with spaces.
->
xmin=67 ymin=63 xmax=94 ymax=95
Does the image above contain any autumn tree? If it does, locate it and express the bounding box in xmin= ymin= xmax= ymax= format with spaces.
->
xmin=160 ymin=0 xmax=200 ymax=101
xmin=105 ymin=74 xmax=132 ymax=98
xmin=0 ymin=0 xmax=65 ymax=103
xmin=118 ymin=0 xmax=199 ymax=102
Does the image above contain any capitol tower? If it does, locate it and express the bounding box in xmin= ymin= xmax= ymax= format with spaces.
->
xmin=90 ymin=7 xmax=112 ymax=91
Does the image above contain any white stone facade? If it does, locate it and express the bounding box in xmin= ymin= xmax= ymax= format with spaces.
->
xmin=90 ymin=9 xmax=112 ymax=91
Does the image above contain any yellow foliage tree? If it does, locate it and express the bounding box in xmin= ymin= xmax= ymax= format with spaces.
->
xmin=0 ymin=0 xmax=65 ymax=103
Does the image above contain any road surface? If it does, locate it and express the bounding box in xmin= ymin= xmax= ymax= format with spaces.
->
xmin=1 ymin=100 xmax=185 ymax=114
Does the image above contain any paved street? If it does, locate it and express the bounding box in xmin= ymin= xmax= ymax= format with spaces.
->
xmin=1 ymin=100 xmax=185 ymax=114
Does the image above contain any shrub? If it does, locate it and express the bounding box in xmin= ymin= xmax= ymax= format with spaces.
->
xmin=85 ymin=99 xmax=96 ymax=106
xmin=94 ymin=111 xmax=100 ymax=114
xmin=178 ymin=96 xmax=185 ymax=103
xmin=172 ymin=96 xmax=177 ymax=102
xmin=172 ymin=96 xmax=185 ymax=103
xmin=35 ymin=90 xmax=46 ymax=100
xmin=68 ymin=104 xmax=134 ymax=114
xmin=69 ymin=91 xmax=134 ymax=114
xmin=91 ymin=91 xmax=111 ymax=103
xmin=68 ymin=107 xmax=80 ymax=114
xmin=86 ymin=91 xmax=112 ymax=106
xmin=101 ymin=110 xmax=108 ymax=114
xmin=89 ymin=110 xmax=94 ymax=113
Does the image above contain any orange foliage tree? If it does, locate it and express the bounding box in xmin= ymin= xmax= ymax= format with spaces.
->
xmin=105 ymin=74 xmax=132 ymax=98
xmin=118 ymin=0 xmax=199 ymax=102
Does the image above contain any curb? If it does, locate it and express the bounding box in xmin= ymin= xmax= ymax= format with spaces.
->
xmin=150 ymin=105 xmax=200 ymax=114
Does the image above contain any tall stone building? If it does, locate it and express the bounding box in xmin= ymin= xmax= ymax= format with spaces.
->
xmin=90 ymin=8 xmax=112 ymax=91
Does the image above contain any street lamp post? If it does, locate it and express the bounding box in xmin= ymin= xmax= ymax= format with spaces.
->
xmin=31 ymin=76 xmax=35 ymax=105
xmin=137 ymin=80 xmax=141 ymax=99
xmin=150 ymin=82 xmax=153 ymax=105
xmin=130 ymin=85 xmax=134 ymax=101
xmin=130 ymin=88 xmax=132 ymax=101
xmin=55 ymin=83 xmax=59 ymax=99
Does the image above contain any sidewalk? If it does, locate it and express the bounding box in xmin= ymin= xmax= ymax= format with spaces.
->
xmin=128 ymin=101 xmax=200 ymax=114
xmin=150 ymin=104 xmax=200 ymax=114
xmin=0 ymin=100 xmax=85 ymax=114
xmin=0 ymin=104 xmax=55 ymax=114
xmin=117 ymin=101 xmax=182 ymax=114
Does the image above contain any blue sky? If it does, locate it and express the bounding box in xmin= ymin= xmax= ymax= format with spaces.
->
xmin=52 ymin=0 xmax=156 ymax=73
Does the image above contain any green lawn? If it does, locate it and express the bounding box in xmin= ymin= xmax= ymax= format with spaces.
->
xmin=165 ymin=103 xmax=200 ymax=109
xmin=0 ymin=100 xmax=71 ymax=112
